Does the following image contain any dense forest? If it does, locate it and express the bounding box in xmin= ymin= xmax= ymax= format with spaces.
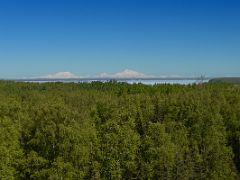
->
xmin=0 ymin=81 xmax=240 ymax=179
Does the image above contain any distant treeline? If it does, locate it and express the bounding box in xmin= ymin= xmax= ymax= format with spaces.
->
xmin=210 ymin=77 xmax=240 ymax=84
xmin=0 ymin=81 xmax=240 ymax=179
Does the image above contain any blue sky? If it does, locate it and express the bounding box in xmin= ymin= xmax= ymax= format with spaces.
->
xmin=0 ymin=0 xmax=240 ymax=78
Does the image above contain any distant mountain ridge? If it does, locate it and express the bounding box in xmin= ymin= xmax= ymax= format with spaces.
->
xmin=13 ymin=77 xmax=209 ymax=81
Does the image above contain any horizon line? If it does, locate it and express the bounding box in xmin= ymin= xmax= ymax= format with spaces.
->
xmin=2 ymin=76 xmax=212 ymax=81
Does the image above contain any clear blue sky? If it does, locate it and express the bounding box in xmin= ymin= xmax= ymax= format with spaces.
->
xmin=0 ymin=0 xmax=240 ymax=78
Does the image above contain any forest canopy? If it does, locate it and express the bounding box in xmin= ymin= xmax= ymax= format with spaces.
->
xmin=0 ymin=81 xmax=239 ymax=179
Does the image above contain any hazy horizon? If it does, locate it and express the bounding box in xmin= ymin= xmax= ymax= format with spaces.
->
xmin=0 ymin=69 xmax=216 ymax=80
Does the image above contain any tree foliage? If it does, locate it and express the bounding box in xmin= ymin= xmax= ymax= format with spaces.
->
xmin=0 ymin=81 xmax=239 ymax=179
